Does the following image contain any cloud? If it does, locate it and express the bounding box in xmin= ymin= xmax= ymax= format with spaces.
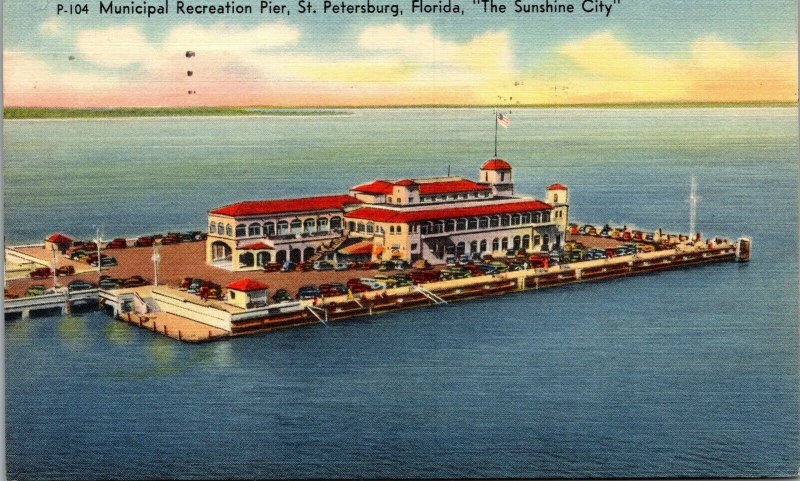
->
xmin=542 ymin=31 xmax=798 ymax=103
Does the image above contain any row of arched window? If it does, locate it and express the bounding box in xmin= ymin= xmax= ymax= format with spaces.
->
xmin=417 ymin=211 xmax=550 ymax=235
xmin=430 ymin=234 xmax=549 ymax=257
xmin=210 ymin=216 xmax=343 ymax=238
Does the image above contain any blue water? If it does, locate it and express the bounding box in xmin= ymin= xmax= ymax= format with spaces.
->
xmin=4 ymin=108 xmax=799 ymax=479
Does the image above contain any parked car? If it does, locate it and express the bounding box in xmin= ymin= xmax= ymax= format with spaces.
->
xmin=358 ymin=278 xmax=384 ymax=290
xmin=296 ymin=285 xmax=321 ymax=300
xmin=122 ymin=275 xmax=148 ymax=288
xmin=56 ymin=265 xmax=76 ymax=276
xmin=68 ymin=279 xmax=96 ymax=291
xmin=388 ymin=274 xmax=413 ymax=287
xmin=29 ymin=267 xmax=52 ymax=279
xmin=91 ymin=256 xmax=118 ymax=267
xmin=280 ymin=261 xmax=297 ymax=272
xmin=179 ymin=277 xmax=193 ymax=289
xmin=263 ymin=263 xmax=282 ymax=272
xmin=272 ymin=289 xmax=292 ymax=303
xmin=134 ymin=236 xmax=155 ymax=247
xmin=25 ymin=284 xmax=47 ymax=297
xmin=445 ymin=256 xmax=457 ymax=266
xmin=99 ymin=278 xmax=122 ymax=289
xmin=334 ymin=261 xmax=351 ymax=271
xmin=359 ymin=261 xmax=379 ymax=270
xmin=105 ymin=238 xmax=128 ymax=249
xmin=410 ymin=270 xmax=439 ymax=284
xmin=378 ymin=261 xmax=396 ymax=272
xmin=313 ymin=261 xmax=334 ymax=271
xmin=319 ymin=283 xmax=345 ymax=296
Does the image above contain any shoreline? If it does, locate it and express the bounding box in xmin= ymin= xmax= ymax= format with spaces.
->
xmin=5 ymin=102 xmax=796 ymax=120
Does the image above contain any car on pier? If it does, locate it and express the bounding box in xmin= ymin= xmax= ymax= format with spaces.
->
xmin=99 ymin=278 xmax=122 ymax=289
xmin=296 ymin=285 xmax=321 ymax=300
xmin=122 ymin=275 xmax=148 ymax=288
xmin=25 ymin=284 xmax=47 ymax=297
xmin=68 ymin=280 xmax=96 ymax=291
xmin=280 ymin=261 xmax=297 ymax=272
xmin=263 ymin=263 xmax=282 ymax=272
xmin=134 ymin=236 xmax=155 ymax=247
xmin=313 ymin=261 xmax=334 ymax=271
xmin=56 ymin=265 xmax=76 ymax=276
xmin=29 ymin=267 xmax=52 ymax=279
xmin=90 ymin=256 xmax=118 ymax=267
xmin=105 ymin=238 xmax=128 ymax=249
xmin=272 ymin=289 xmax=292 ymax=303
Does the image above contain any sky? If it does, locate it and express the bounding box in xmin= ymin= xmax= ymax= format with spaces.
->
xmin=3 ymin=0 xmax=798 ymax=107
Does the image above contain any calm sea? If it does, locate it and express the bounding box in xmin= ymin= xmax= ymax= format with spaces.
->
xmin=4 ymin=108 xmax=799 ymax=479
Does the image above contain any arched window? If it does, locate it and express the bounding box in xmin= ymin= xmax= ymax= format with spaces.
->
xmin=533 ymin=235 xmax=541 ymax=246
xmin=277 ymin=221 xmax=289 ymax=235
xmin=554 ymin=193 xmax=559 ymax=203
xmin=501 ymin=237 xmax=509 ymax=250
xmin=533 ymin=212 xmax=541 ymax=223
xmin=480 ymin=239 xmax=487 ymax=252
xmin=542 ymin=212 xmax=550 ymax=222
xmin=367 ymin=223 xmax=374 ymax=234
xmin=456 ymin=219 xmax=467 ymax=231
xmin=389 ymin=226 xmax=395 ymax=234
xmin=513 ymin=236 xmax=521 ymax=250
xmin=470 ymin=240 xmax=478 ymax=253
xmin=209 ymin=222 xmax=216 ymax=233
xmin=445 ymin=220 xmax=455 ymax=232
xmin=511 ymin=214 xmax=521 ymax=226
xmin=468 ymin=218 xmax=478 ymax=230
xmin=523 ymin=235 xmax=531 ymax=249
xmin=500 ymin=215 xmax=510 ymax=227
xmin=490 ymin=216 xmax=500 ymax=228
xmin=226 ymin=224 xmax=233 ymax=237
xmin=290 ymin=219 xmax=302 ymax=234
xmin=304 ymin=218 xmax=315 ymax=233
xmin=521 ymin=213 xmax=531 ymax=224
xmin=235 ymin=224 xmax=246 ymax=237
xmin=421 ymin=223 xmax=430 ymax=235
xmin=434 ymin=221 xmax=444 ymax=234
xmin=348 ymin=221 xmax=356 ymax=231
xmin=330 ymin=217 xmax=342 ymax=230
xmin=396 ymin=225 xmax=402 ymax=234
xmin=358 ymin=222 xmax=366 ymax=233
xmin=263 ymin=222 xmax=275 ymax=236
xmin=217 ymin=223 xmax=224 ymax=235
xmin=492 ymin=238 xmax=500 ymax=251
xmin=456 ymin=242 xmax=466 ymax=256
xmin=318 ymin=218 xmax=329 ymax=231
xmin=248 ymin=223 xmax=260 ymax=237
xmin=479 ymin=217 xmax=489 ymax=229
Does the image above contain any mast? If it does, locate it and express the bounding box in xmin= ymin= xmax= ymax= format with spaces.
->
xmin=689 ymin=176 xmax=697 ymax=238
xmin=494 ymin=108 xmax=498 ymax=158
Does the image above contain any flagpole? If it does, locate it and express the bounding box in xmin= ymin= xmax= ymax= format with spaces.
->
xmin=494 ymin=108 xmax=498 ymax=158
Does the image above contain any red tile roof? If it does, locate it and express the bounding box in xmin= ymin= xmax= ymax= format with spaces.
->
xmin=211 ymin=195 xmax=361 ymax=217
xmin=345 ymin=199 xmax=552 ymax=223
xmin=481 ymin=158 xmax=512 ymax=170
xmin=351 ymin=180 xmax=394 ymax=195
xmin=226 ymin=278 xmax=270 ymax=291
xmin=548 ymin=183 xmax=568 ymax=191
xmin=239 ymin=241 xmax=274 ymax=250
xmin=46 ymin=233 xmax=73 ymax=243
xmin=395 ymin=179 xmax=417 ymax=186
xmin=419 ymin=179 xmax=491 ymax=195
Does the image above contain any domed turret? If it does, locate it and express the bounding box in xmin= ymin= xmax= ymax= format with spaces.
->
xmin=480 ymin=158 xmax=513 ymax=196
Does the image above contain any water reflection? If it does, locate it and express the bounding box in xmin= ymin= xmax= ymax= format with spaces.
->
xmin=58 ymin=314 xmax=88 ymax=350
xmin=103 ymin=318 xmax=133 ymax=344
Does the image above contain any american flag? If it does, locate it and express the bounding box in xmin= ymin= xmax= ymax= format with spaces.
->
xmin=496 ymin=113 xmax=510 ymax=128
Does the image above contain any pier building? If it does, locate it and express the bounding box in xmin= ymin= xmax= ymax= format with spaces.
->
xmin=206 ymin=158 xmax=568 ymax=271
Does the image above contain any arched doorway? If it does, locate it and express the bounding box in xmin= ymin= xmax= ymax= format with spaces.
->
xmin=211 ymin=241 xmax=232 ymax=262
xmin=257 ymin=251 xmax=271 ymax=266
xmin=290 ymin=248 xmax=302 ymax=263
xmin=303 ymin=246 xmax=316 ymax=261
xmin=276 ymin=250 xmax=287 ymax=265
xmin=239 ymin=252 xmax=254 ymax=268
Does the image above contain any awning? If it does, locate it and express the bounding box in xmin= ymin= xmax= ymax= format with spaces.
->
xmin=239 ymin=241 xmax=274 ymax=250
xmin=339 ymin=240 xmax=374 ymax=256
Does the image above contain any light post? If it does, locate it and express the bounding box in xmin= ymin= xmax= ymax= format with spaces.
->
xmin=51 ymin=244 xmax=59 ymax=289
xmin=94 ymin=226 xmax=103 ymax=277
xmin=151 ymin=244 xmax=161 ymax=286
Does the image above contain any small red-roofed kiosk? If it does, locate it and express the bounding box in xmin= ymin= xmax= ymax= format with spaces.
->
xmin=45 ymin=233 xmax=73 ymax=254
xmin=225 ymin=278 xmax=270 ymax=309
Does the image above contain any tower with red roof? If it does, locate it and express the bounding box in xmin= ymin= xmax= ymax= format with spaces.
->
xmin=480 ymin=158 xmax=514 ymax=197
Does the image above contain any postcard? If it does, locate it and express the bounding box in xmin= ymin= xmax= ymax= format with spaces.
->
xmin=3 ymin=0 xmax=798 ymax=479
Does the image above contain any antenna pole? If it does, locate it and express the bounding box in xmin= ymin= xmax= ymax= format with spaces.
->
xmin=689 ymin=176 xmax=697 ymax=238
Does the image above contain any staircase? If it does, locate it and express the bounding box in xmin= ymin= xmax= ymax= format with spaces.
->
xmin=306 ymin=235 xmax=349 ymax=263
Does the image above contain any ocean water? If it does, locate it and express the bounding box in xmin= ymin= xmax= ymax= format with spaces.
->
xmin=3 ymin=108 xmax=799 ymax=479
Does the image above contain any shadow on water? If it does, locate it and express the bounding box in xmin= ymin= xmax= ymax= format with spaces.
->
xmin=57 ymin=314 xmax=89 ymax=350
